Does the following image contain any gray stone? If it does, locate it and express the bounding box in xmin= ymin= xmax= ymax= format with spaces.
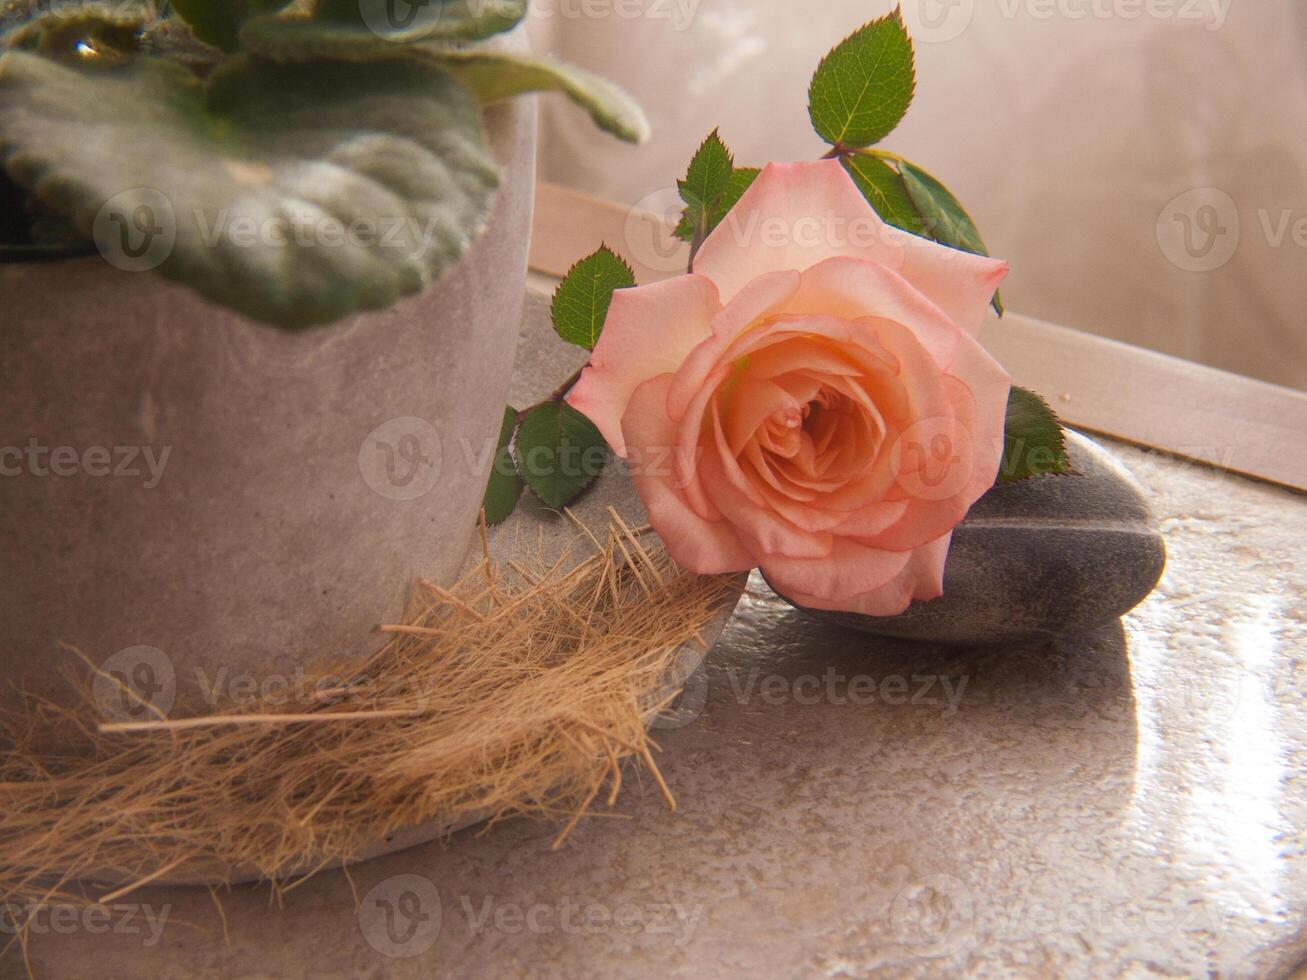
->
xmin=772 ymin=430 xmax=1166 ymax=645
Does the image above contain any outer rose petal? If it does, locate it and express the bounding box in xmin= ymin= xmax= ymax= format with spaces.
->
xmin=567 ymin=274 xmax=721 ymax=457
xmin=621 ymin=374 xmax=755 ymax=574
xmin=762 ymin=536 xmax=912 ymax=606
xmin=695 ymin=160 xmax=1009 ymax=337
xmin=880 ymin=225 xmax=1009 ymax=337
xmin=778 ymin=533 xmax=952 ymax=616
xmin=693 ymin=161 xmax=904 ymax=303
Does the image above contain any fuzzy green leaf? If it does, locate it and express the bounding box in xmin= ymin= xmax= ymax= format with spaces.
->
xmin=999 ymin=387 xmax=1071 ymax=484
xmin=514 ymin=401 xmax=607 ymax=509
xmin=550 ymin=245 xmax=635 ymax=350
xmin=242 ymin=21 xmax=649 ymax=144
xmin=482 ymin=405 xmax=524 ymax=525
xmin=169 ymin=0 xmax=293 ymax=51
xmin=268 ymin=0 xmax=527 ymax=45
xmin=4 ymin=6 xmax=146 ymax=62
xmin=899 ymin=160 xmax=1003 ymax=315
xmin=426 ymin=48 xmax=649 ymax=144
xmin=842 ymin=151 xmax=924 ymax=236
xmin=0 ymin=52 xmax=498 ymax=328
xmin=808 ymin=10 xmax=915 ymax=148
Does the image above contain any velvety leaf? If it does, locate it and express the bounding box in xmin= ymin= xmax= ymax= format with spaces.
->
xmin=900 ymin=160 xmax=1004 ymax=315
xmin=425 ymin=48 xmax=649 ymax=144
xmin=482 ymin=405 xmax=524 ymax=525
xmin=243 ymin=20 xmax=648 ymax=144
xmin=999 ymin=386 xmax=1071 ymax=484
xmin=514 ymin=401 xmax=608 ymax=509
xmin=169 ymin=0 xmax=292 ymax=51
xmin=261 ymin=0 xmax=526 ymax=46
xmin=550 ymin=245 xmax=635 ymax=349
xmin=808 ymin=9 xmax=915 ymax=148
xmin=842 ymin=152 xmax=924 ymax=236
xmin=0 ymin=52 xmax=498 ymax=328
xmin=4 ymin=6 xmax=145 ymax=63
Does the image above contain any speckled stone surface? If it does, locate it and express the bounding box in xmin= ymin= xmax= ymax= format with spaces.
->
xmin=11 ymin=298 xmax=1306 ymax=979
xmin=775 ymin=430 xmax=1168 ymax=645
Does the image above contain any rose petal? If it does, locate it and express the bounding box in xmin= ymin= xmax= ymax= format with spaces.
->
xmin=762 ymin=536 xmax=913 ymax=605
xmin=620 ymin=375 xmax=755 ymax=573
xmin=778 ymin=532 xmax=952 ymax=616
xmin=787 ymin=257 xmax=963 ymax=368
xmin=880 ymin=225 xmax=1009 ymax=336
xmin=567 ymin=274 xmax=720 ymax=457
xmin=693 ymin=161 xmax=905 ymax=303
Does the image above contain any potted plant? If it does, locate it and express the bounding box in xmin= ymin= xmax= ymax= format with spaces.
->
xmin=0 ymin=0 xmax=647 ymax=711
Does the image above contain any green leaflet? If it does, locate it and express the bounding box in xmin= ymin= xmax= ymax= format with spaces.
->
xmin=551 ymin=245 xmax=635 ymax=350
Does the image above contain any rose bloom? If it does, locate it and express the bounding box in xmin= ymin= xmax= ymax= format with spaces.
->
xmin=567 ymin=160 xmax=1011 ymax=615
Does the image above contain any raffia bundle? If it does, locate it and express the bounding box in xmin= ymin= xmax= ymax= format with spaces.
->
xmin=0 ymin=512 xmax=737 ymax=917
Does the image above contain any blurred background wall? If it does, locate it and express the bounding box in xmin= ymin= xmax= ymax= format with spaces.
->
xmin=529 ymin=0 xmax=1307 ymax=390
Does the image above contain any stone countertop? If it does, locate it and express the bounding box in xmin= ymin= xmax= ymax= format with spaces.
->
xmin=13 ymin=325 xmax=1307 ymax=979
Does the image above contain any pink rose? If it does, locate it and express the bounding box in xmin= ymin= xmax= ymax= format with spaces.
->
xmin=567 ymin=160 xmax=1011 ymax=615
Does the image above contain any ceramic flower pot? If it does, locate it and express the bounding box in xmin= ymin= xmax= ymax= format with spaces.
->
xmin=0 ymin=84 xmax=537 ymax=715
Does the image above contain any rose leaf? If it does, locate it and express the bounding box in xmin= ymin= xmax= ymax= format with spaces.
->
xmin=482 ymin=405 xmax=525 ymax=526
xmin=899 ymin=159 xmax=1004 ymax=315
xmin=551 ymin=245 xmax=635 ymax=350
xmin=999 ymin=387 xmax=1072 ymax=484
xmin=842 ymin=151 xmax=925 ymax=237
xmin=807 ymin=9 xmax=916 ymax=149
xmin=514 ymin=401 xmax=608 ymax=509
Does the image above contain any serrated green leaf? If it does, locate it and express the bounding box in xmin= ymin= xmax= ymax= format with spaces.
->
xmin=899 ymin=160 xmax=1003 ymax=315
xmin=169 ymin=0 xmax=292 ymax=51
xmin=999 ymin=387 xmax=1071 ymax=484
xmin=482 ymin=405 xmax=524 ymax=525
xmin=0 ymin=52 xmax=498 ymax=328
xmin=550 ymin=245 xmax=635 ymax=350
xmin=842 ymin=152 xmax=924 ymax=236
xmin=515 ymin=401 xmax=608 ymax=509
xmin=714 ymin=166 xmax=759 ymax=225
xmin=673 ymin=161 xmax=759 ymax=245
xmin=678 ymin=129 xmax=732 ymax=209
xmin=808 ymin=9 xmax=915 ymax=148
xmin=266 ymin=0 xmax=527 ymax=45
